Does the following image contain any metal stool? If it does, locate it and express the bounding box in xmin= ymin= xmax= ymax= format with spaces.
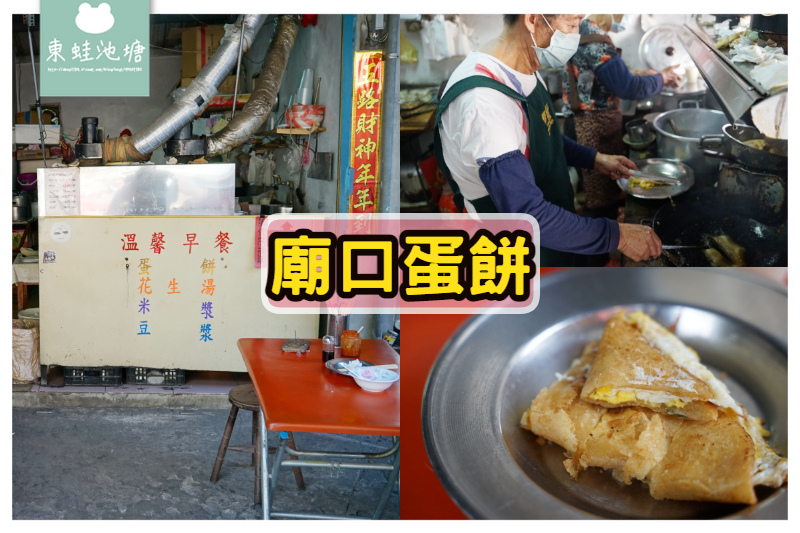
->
xmin=210 ymin=384 xmax=305 ymax=504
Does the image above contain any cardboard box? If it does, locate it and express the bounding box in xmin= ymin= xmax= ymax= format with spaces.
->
xmin=181 ymin=75 xmax=242 ymax=94
xmin=18 ymin=159 xmax=61 ymax=173
xmin=182 ymin=25 xmax=226 ymax=78
xmin=16 ymin=148 xmax=51 ymax=160
xmin=14 ymin=125 xmax=62 ymax=145
xmin=16 ymin=103 xmax=61 ymax=125
xmin=16 ymin=111 xmax=54 ymax=125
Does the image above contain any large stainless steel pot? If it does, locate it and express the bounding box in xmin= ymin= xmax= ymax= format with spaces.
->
xmin=12 ymin=193 xmax=30 ymax=222
xmin=699 ymin=124 xmax=788 ymax=177
xmin=653 ymin=109 xmax=732 ymax=176
xmin=657 ymin=80 xmax=707 ymax=111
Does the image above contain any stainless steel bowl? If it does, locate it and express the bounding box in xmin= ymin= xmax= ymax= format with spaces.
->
xmin=422 ymin=268 xmax=787 ymax=519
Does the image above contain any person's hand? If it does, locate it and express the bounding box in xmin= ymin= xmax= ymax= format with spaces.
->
xmin=618 ymin=223 xmax=662 ymax=262
xmin=631 ymin=68 xmax=657 ymax=76
xmin=660 ymin=65 xmax=682 ymax=87
xmin=594 ymin=153 xmax=637 ymax=179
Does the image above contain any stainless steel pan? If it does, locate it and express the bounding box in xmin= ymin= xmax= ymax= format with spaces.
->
xmin=422 ymin=268 xmax=787 ymax=519
xmin=699 ymin=124 xmax=788 ymax=177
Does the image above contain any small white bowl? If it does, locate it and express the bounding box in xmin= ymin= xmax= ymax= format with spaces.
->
xmin=349 ymin=366 xmax=399 ymax=393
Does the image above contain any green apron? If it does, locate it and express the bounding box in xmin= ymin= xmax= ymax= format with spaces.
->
xmin=434 ymin=75 xmax=582 ymax=267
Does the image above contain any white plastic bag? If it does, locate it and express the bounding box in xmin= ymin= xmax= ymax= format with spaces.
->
xmin=454 ymin=15 xmax=474 ymax=56
xmin=248 ymin=153 xmax=265 ymax=185
xmin=420 ymin=19 xmax=440 ymax=60
xmin=12 ymin=319 xmax=39 ymax=383
xmin=263 ymin=151 xmax=276 ymax=186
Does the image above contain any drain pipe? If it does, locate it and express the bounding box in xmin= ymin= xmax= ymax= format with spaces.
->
xmin=116 ymin=14 xmax=266 ymax=161
xmin=206 ymin=15 xmax=301 ymax=157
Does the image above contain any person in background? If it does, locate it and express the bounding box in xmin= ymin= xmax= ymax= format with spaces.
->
xmin=563 ymin=16 xmax=681 ymax=219
xmin=435 ymin=14 xmax=662 ymax=266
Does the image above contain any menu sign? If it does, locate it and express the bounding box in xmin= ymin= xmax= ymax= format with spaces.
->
xmin=42 ymin=167 xmax=81 ymax=216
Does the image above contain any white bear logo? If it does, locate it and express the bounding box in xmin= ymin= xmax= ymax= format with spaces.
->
xmin=75 ymin=2 xmax=115 ymax=34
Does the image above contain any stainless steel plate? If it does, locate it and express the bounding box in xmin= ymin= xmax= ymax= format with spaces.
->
xmin=422 ymin=268 xmax=787 ymax=519
xmin=618 ymin=158 xmax=695 ymax=199
xmin=326 ymin=358 xmax=375 ymax=375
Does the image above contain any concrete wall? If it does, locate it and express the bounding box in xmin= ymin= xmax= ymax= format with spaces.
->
xmin=15 ymin=49 xmax=183 ymax=165
xmin=251 ymin=16 xmax=343 ymax=214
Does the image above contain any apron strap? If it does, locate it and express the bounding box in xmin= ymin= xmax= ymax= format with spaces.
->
xmin=434 ymin=76 xmax=527 ymax=212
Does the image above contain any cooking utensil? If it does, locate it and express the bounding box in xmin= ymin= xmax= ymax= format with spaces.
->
xmin=643 ymin=111 xmax=661 ymax=126
xmin=699 ymin=124 xmax=787 ymax=177
xmin=651 ymin=191 xmax=787 ymax=267
xmin=667 ymin=118 xmax=680 ymax=136
xmin=617 ymin=159 xmax=694 ymax=200
xmin=306 ymin=152 xmax=333 ymax=181
xmin=622 ymin=132 xmax=656 ymax=150
xmin=661 ymin=244 xmax=708 ymax=250
xmin=626 ymin=119 xmax=650 ymax=143
xmin=638 ymin=25 xmax=708 ymax=110
xmin=422 ymin=268 xmax=787 ymax=519
xmin=716 ymin=164 xmax=786 ymax=226
xmin=653 ymin=109 xmax=737 ymax=177
xmin=628 ymin=170 xmax=681 ymax=184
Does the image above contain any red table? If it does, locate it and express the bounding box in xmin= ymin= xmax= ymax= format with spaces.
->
xmin=238 ymin=338 xmax=400 ymax=519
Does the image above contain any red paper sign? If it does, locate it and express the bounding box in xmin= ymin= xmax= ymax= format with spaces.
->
xmin=349 ymin=51 xmax=384 ymax=214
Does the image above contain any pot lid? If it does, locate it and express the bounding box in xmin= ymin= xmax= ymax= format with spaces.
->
xmin=639 ymin=24 xmax=707 ymax=95
xmin=639 ymin=24 xmax=692 ymax=73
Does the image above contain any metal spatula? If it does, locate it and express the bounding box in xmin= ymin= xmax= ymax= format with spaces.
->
xmin=629 ymin=170 xmax=682 ymax=184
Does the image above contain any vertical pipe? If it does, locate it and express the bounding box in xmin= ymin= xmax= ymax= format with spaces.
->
xmin=259 ymin=411 xmax=269 ymax=520
xmin=337 ymin=15 xmax=357 ymax=213
xmin=378 ymin=14 xmax=399 ymax=215
xmin=231 ymin=20 xmax=247 ymax=120
xmin=372 ymin=14 xmax=401 ymax=339
xmin=371 ymin=441 xmax=400 ymax=519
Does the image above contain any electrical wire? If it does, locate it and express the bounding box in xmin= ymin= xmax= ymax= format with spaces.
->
xmin=365 ymin=15 xmax=389 ymax=44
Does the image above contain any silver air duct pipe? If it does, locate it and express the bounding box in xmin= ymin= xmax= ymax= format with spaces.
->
xmin=206 ymin=15 xmax=301 ymax=157
xmin=131 ymin=14 xmax=267 ymax=155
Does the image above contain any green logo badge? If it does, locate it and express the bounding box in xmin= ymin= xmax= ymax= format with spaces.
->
xmin=40 ymin=1 xmax=149 ymax=97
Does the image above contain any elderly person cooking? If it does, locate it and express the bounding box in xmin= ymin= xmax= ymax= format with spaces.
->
xmin=564 ymin=16 xmax=681 ymax=219
xmin=435 ymin=14 xmax=661 ymax=266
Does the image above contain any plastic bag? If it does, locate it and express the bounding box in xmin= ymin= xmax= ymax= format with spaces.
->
xmin=12 ymin=319 xmax=40 ymax=383
xmin=454 ymin=16 xmax=473 ymax=56
xmin=282 ymin=143 xmax=303 ymax=182
xmin=400 ymin=30 xmax=418 ymax=64
xmin=263 ymin=151 xmax=276 ymax=186
xmin=248 ymin=153 xmax=265 ymax=185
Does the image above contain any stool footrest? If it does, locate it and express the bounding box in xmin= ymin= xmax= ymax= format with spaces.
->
xmin=227 ymin=444 xmax=256 ymax=454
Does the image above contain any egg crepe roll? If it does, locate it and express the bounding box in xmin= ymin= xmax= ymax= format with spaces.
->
xmin=521 ymin=311 xmax=787 ymax=505
xmin=711 ymin=235 xmax=747 ymax=267
xmin=648 ymin=418 xmax=757 ymax=504
xmin=581 ymin=312 xmax=718 ymax=421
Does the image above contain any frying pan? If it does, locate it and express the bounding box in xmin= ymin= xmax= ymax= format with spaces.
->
xmin=652 ymin=193 xmax=787 ymax=267
xmin=699 ymin=125 xmax=787 ymax=177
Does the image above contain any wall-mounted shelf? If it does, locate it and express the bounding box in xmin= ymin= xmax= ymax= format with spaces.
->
xmin=263 ymin=127 xmax=326 ymax=136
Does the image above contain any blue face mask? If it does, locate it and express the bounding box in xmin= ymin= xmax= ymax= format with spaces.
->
xmin=530 ymin=15 xmax=580 ymax=68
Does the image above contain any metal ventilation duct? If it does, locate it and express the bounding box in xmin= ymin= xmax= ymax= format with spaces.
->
xmin=130 ymin=14 xmax=267 ymax=156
